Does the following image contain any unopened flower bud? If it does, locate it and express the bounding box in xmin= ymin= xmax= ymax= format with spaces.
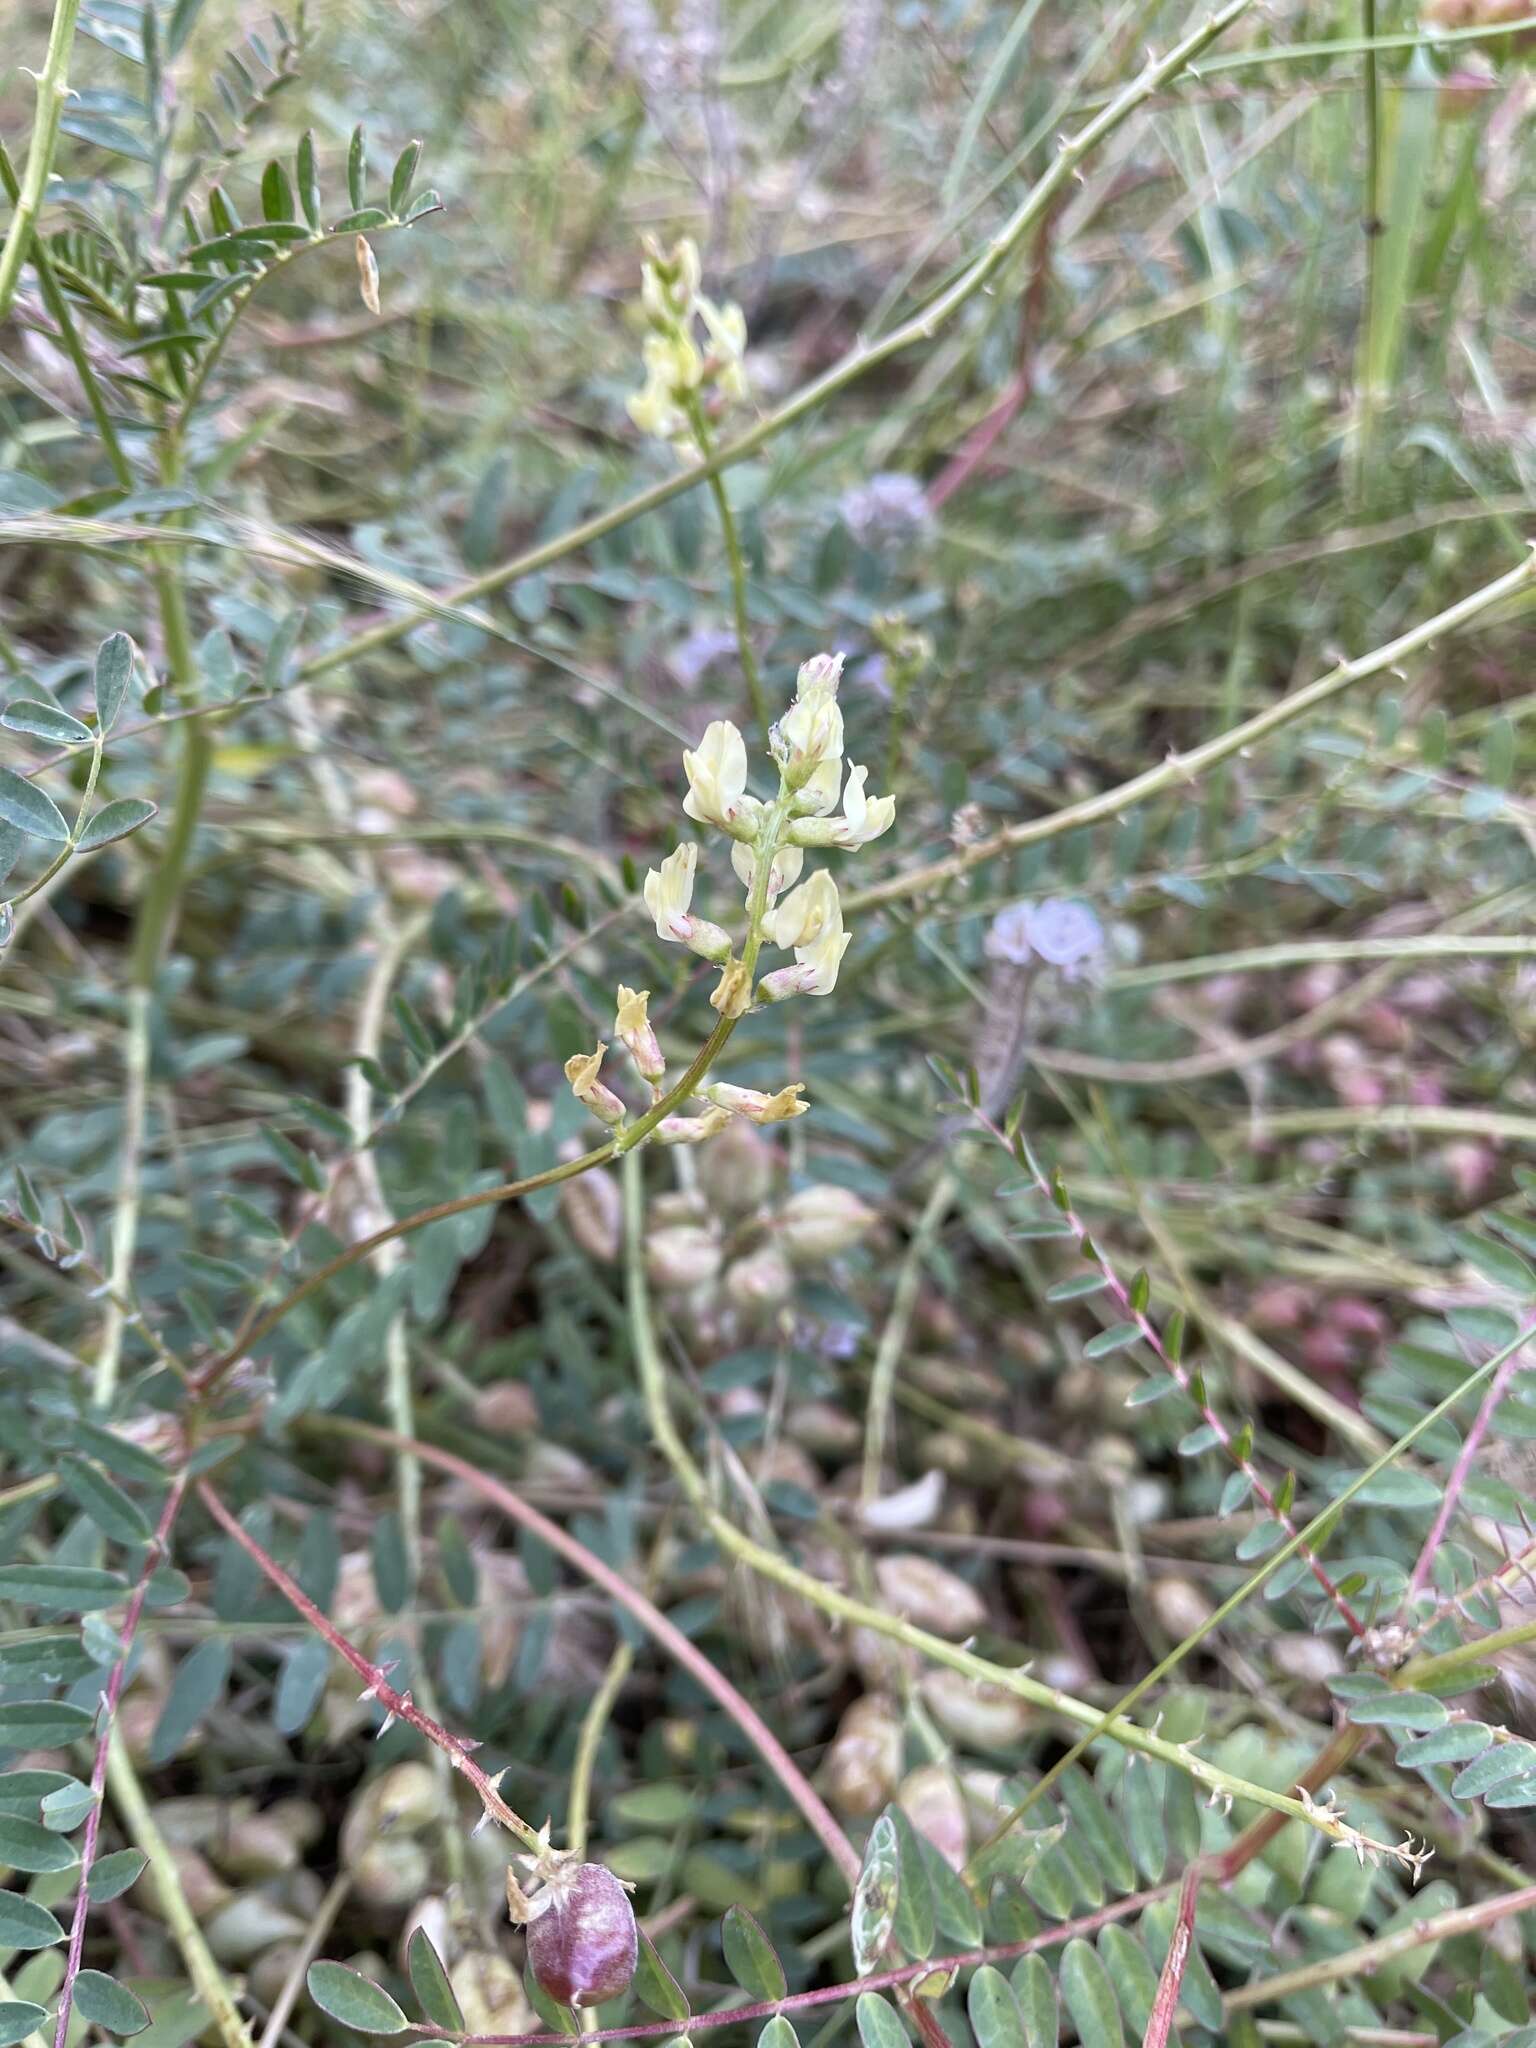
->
xmin=654 ymin=1108 xmax=732 ymax=1147
xmin=520 ymin=1861 xmax=638 ymax=2009
xmin=646 ymin=1224 xmax=722 ymax=1291
xmin=776 ymin=1184 xmax=876 ymax=1259
xmin=874 ymin=1555 xmax=987 ymax=1639
xmin=704 ymin=1080 xmax=808 ymax=1125
xmin=682 ymin=720 xmax=759 ymax=839
xmin=614 ymin=986 xmax=664 ymax=1084
xmin=772 ymin=653 xmax=846 ymax=793
xmin=565 ymin=1045 xmax=627 ymax=1128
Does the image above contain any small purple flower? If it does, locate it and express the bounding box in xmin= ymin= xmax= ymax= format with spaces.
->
xmin=985 ymin=898 xmax=1106 ymax=981
xmin=668 ymin=626 xmax=738 ymax=689
xmin=839 ymin=472 xmax=932 ymax=551
xmin=983 ymin=902 xmax=1034 ymax=966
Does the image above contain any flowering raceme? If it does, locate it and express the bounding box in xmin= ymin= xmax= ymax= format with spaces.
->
xmin=570 ymin=652 xmax=891 ymax=1140
xmin=626 ymin=235 xmax=748 ymax=455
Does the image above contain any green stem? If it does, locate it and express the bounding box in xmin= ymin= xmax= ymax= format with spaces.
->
xmin=686 ymin=395 xmax=768 ymax=737
xmin=96 ymin=448 xmax=207 ymax=1403
xmin=1404 ymin=1613 xmax=1536 ymax=1687
xmin=1223 ymin=1882 xmax=1536 ymax=2015
xmin=0 ymin=140 xmax=134 ymax=488
xmin=104 ymin=1733 xmax=253 ymax=2048
xmin=861 ymin=1169 xmax=955 ymax=1504
xmin=0 ymin=0 xmax=83 ymax=324
xmin=295 ymin=2 xmax=1252 ymax=689
xmin=567 ymin=1640 xmax=634 ymax=1860
xmin=201 ymin=1010 xmax=740 ymax=1381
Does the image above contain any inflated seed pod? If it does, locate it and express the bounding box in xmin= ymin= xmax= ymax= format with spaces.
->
xmin=523 ymin=1863 xmax=638 ymax=2009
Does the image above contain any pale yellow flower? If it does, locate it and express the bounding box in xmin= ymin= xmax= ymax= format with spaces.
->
xmin=683 ymin=719 xmax=759 ymax=838
xmin=643 ymin=843 xmax=697 ymax=943
xmin=791 ymin=762 xmax=896 ymax=848
xmin=767 ymin=870 xmax=842 ymax=952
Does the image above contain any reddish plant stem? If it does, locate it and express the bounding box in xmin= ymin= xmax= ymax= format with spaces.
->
xmin=1142 ymin=1864 xmax=1199 ymax=2048
xmin=1213 ymin=1719 xmax=1370 ymax=1884
xmin=926 ymin=193 xmax=1061 ymax=513
xmin=315 ymin=1421 xmax=862 ymax=1889
xmin=975 ymin=1106 xmax=1365 ymax=1638
xmin=407 ymin=1884 xmax=1174 ymax=2044
xmin=1405 ymin=1341 xmax=1529 ymax=1606
xmin=55 ymin=1474 xmax=189 ymax=2048
xmin=194 ymin=1479 xmax=542 ymax=1849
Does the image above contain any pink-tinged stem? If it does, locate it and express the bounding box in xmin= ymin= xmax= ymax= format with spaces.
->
xmin=405 ymin=1884 xmax=1173 ymax=2044
xmin=976 ymin=1107 xmax=1365 ymax=1638
xmin=1405 ymin=1340 xmax=1530 ymax=1606
xmin=1142 ymin=1865 xmax=1199 ymax=2048
xmin=317 ymin=1422 xmax=862 ymax=1890
xmin=195 ymin=1481 xmax=541 ymax=1849
xmin=54 ymin=1473 xmax=189 ymax=2048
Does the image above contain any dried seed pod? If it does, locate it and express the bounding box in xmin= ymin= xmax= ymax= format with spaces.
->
xmin=473 ymin=1382 xmax=540 ymax=1436
xmin=646 ymin=1223 xmax=722 ymax=1292
xmin=899 ymin=1764 xmax=968 ymax=1870
xmin=520 ymin=1862 xmax=638 ymax=2009
xmin=874 ymin=1554 xmax=987 ymax=1639
xmin=820 ymin=1693 xmax=904 ymax=1816
xmin=724 ymin=1242 xmax=794 ymax=1315
xmin=697 ymin=1118 xmax=776 ymax=1215
xmin=559 ymin=1166 xmax=623 ymax=1263
xmin=776 ymin=1185 xmax=876 ymax=1260
xmin=919 ymin=1670 xmax=1036 ymax=1752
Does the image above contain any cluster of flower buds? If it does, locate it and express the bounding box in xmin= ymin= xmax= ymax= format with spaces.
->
xmin=626 ymin=235 xmax=747 ymax=451
xmin=564 ymin=653 xmax=892 ymax=1145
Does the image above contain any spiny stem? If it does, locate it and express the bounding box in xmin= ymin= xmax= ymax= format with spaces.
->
xmin=963 ymin=1316 xmax=1536 ymax=1877
xmin=1404 ymin=1339 xmax=1529 ymax=1607
xmin=0 ymin=0 xmax=83 ymax=323
xmin=984 ymin=1104 xmax=1366 ymax=1636
xmin=195 ymin=1478 xmax=545 ymax=1850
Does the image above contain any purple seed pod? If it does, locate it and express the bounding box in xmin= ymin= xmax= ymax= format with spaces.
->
xmin=525 ymin=1862 xmax=638 ymax=2008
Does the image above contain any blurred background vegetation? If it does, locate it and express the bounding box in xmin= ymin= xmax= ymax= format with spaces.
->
xmin=2 ymin=1 xmax=1536 ymax=2045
